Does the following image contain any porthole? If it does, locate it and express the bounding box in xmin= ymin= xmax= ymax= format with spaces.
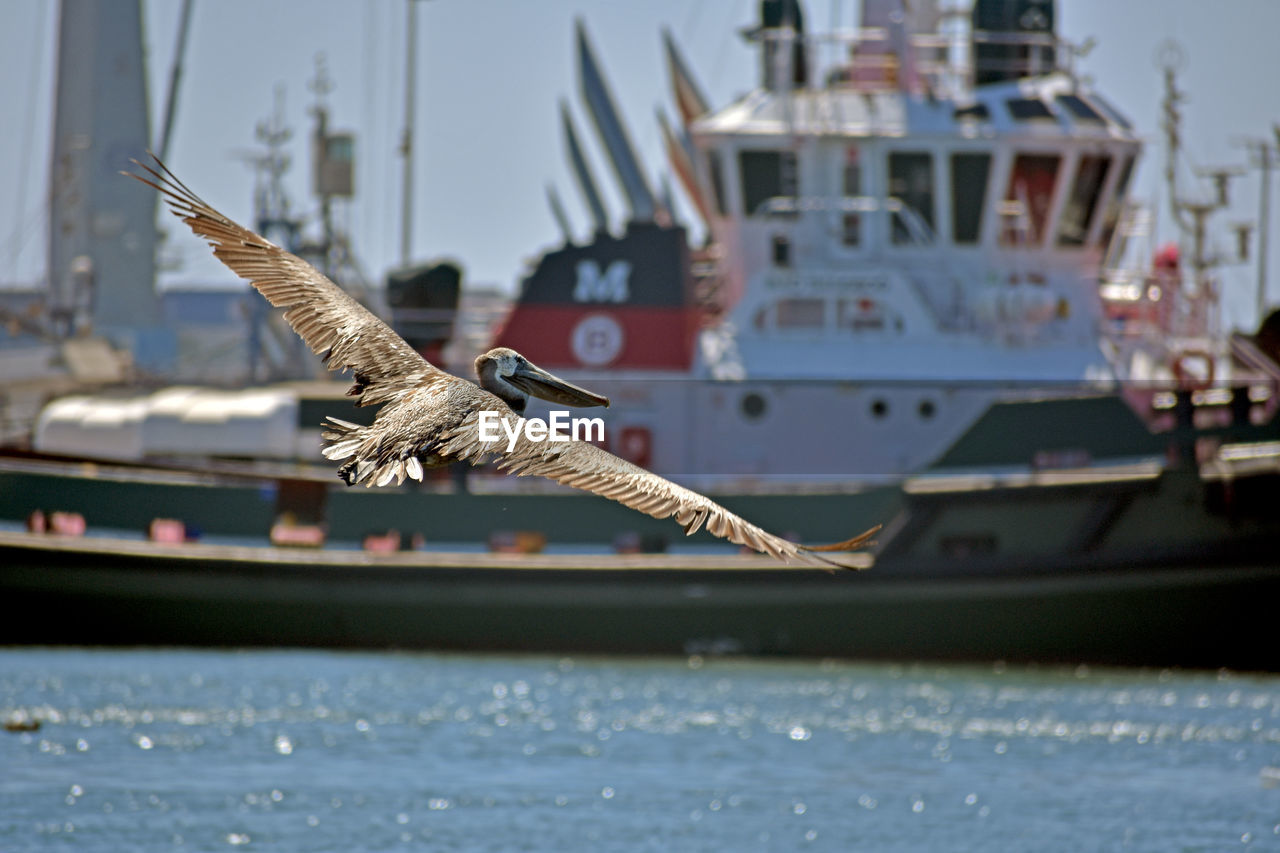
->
xmin=870 ymin=399 xmax=889 ymax=419
xmin=741 ymin=392 xmax=767 ymax=420
xmin=918 ymin=399 xmax=936 ymax=420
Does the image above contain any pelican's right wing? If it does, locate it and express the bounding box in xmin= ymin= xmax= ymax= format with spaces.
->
xmin=440 ymin=416 xmax=878 ymax=570
xmin=126 ymin=156 xmax=437 ymax=407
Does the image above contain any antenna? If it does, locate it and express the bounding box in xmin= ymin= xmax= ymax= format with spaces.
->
xmin=249 ymin=83 xmax=295 ymax=245
xmin=1155 ymin=39 xmax=1191 ymax=234
xmin=1157 ymin=41 xmax=1252 ymax=334
xmin=1195 ymin=166 xmax=1245 ymax=209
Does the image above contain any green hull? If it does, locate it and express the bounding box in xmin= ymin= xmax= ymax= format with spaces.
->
xmin=2 ymin=391 xmax=1278 ymax=668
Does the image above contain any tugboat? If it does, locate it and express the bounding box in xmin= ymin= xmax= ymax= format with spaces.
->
xmin=493 ymin=0 xmax=1276 ymax=493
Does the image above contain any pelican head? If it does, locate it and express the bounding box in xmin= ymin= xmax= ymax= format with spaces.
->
xmin=475 ymin=347 xmax=610 ymax=413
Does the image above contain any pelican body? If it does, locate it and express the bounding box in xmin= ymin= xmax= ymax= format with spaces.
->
xmin=127 ymin=157 xmax=878 ymax=569
xmin=323 ymin=346 xmax=607 ymax=488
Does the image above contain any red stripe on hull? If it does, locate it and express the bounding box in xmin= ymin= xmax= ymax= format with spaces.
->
xmin=493 ymin=306 xmax=699 ymax=370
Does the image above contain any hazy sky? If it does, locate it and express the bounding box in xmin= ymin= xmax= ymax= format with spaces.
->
xmin=1 ymin=0 xmax=1278 ymax=331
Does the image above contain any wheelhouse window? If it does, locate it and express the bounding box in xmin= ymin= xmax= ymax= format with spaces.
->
xmin=1005 ymin=98 xmax=1054 ymax=121
xmin=842 ymin=146 xmax=862 ymax=247
xmin=1000 ymin=154 xmax=1061 ymax=246
xmin=1099 ymin=155 xmax=1136 ymax=252
xmin=1089 ymin=94 xmax=1134 ymax=131
xmin=1057 ymin=155 xmax=1112 ymax=247
xmin=772 ymin=234 xmax=792 ymax=267
xmin=950 ymin=153 xmax=991 ymax=244
xmin=954 ymin=103 xmax=990 ymax=122
xmin=706 ymin=149 xmax=729 ymax=217
xmin=888 ymin=152 xmax=936 ymax=245
xmin=1054 ymin=94 xmax=1106 ymax=125
xmin=739 ymin=149 xmax=797 ymax=216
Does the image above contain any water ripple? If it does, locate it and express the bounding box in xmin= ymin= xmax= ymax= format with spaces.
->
xmin=2 ymin=651 xmax=1278 ymax=851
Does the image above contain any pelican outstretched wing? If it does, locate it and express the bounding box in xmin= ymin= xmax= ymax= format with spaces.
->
xmin=130 ymin=156 xmax=878 ymax=569
xmin=436 ymin=415 xmax=879 ymax=570
xmin=126 ymin=156 xmax=437 ymax=407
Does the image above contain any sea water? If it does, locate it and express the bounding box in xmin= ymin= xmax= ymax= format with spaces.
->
xmin=1 ymin=649 xmax=1278 ymax=852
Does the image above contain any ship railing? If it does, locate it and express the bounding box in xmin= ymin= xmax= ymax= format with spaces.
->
xmin=754 ymin=25 xmax=1077 ymax=102
xmin=1229 ymin=333 xmax=1280 ymax=424
xmin=1231 ymin=333 xmax=1280 ymax=386
xmin=903 ymin=458 xmax=1164 ymax=496
xmin=689 ymin=244 xmax=727 ymax=314
xmin=1099 ymin=269 xmax=1219 ymax=344
xmin=755 ymin=194 xmax=936 ymax=247
xmin=967 ymin=29 xmax=1065 ymax=85
xmin=754 ymin=194 xmax=954 ymax=329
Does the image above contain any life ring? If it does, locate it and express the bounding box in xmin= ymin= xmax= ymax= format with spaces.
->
xmin=1171 ymin=349 xmax=1214 ymax=390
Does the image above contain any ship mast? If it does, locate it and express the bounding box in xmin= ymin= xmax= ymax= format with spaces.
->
xmin=1156 ymin=41 xmax=1253 ymax=335
xmin=1240 ymin=131 xmax=1280 ymax=323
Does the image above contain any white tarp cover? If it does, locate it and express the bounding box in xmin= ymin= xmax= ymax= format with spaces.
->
xmin=34 ymin=387 xmax=299 ymax=461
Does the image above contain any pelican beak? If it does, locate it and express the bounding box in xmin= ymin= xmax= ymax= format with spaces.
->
xmin=509 ymin=360 xmax=610 ymax=408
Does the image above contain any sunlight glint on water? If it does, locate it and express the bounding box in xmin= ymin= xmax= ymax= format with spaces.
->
xmin=1 ymin=650 xmax=1278 ymax=851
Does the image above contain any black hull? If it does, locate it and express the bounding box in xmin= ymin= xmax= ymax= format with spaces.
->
xmin=3 ymin=532 xmax=1276 ymax=671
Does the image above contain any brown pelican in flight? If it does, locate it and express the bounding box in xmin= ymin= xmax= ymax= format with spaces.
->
xmin=127 ymin=157 xmax=879 ymax=569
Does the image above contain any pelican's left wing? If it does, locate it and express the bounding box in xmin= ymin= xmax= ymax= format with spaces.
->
xmin=126 ymin=156 xmax=437 ymax=407
xmin=440 ymin=416 xmax=878 ymax=570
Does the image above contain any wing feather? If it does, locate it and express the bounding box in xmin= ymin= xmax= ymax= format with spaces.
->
xmin=127 ymin=157 xmax=879 ymax=568
xmin=437 ymin=419 xmax=876 ymax=569
xmin=125 ymin=155 xmax=434 ymax=406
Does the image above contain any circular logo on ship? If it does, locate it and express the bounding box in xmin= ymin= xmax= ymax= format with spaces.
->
xmin=570 ymin=314 xmax=624 ymax=366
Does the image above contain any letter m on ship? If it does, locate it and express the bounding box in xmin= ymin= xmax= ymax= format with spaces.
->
xmin=573 ymin=259 xmax=631 ymax=303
